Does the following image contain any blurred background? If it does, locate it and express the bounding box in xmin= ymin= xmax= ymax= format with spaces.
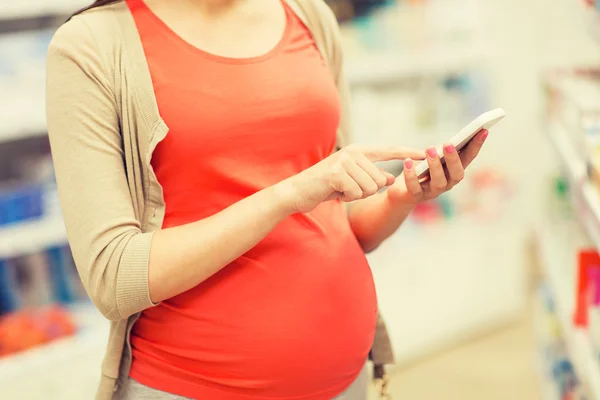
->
xmin=0 ymin=0 xmax=600 ymax=399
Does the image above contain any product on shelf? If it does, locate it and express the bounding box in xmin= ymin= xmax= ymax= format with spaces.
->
xmin=575 ymin=251 xmax=597 ymax=328
xmin=0 ymin=259 xmax=18 ymax=316
xmin=550 ymin=176 xmax=573 ymax=222
xmin=0 ymin=305 xmax=76 ymax=358
xmin=0 ymin=246 xmax=84 ymax=318
xmin=47 ymin=245 xmax=87 ymax=304
xmin=0 ymin=183 xmax=44 ymax=227
xmin=0 ymin=244 xmax=87 ymax=357
xmin=0 ymin=149 xmax=61 ymax=227
xmin=537 ymin=283 xmax=588 ymax=399
xmin=589 ymin=265 xmax=600 ymax=357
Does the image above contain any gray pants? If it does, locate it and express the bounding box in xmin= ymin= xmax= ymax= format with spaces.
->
xmin=119 ymin=365 xmax=369 ymax=400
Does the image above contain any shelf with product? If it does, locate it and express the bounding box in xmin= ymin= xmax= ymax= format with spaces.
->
xmin=0 ymin=234 xmax=94 ymax=350
xmin=339 ymin=0 xmax=488 ymax=87
xmin=0 ymin=230 xmax=108 ymax=389
xmin=536 ymin=278 xmax=585 ymax=400
xmin=0 ymin=303 xmax=108 ymax=382
xmin=0 ymin=303 xmax=109 ymax=400
xmin=0 ymin=248 xmax=109 ymax=398
xmin=0 ymin=120 xmax=82 ymax=376
xmin=544 ymin=69 xmax=600 ymax=253
xmin=341 ymin=0 xmax=491 ymax=175
xmin=548 ymin=123 xmax=600 ymax=252
xmin=539 ymin=67 xmax=600 ymax=399
xmin=535 ymin=221 xmax=600 ymax=399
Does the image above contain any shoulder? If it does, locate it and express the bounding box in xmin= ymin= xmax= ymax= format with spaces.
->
xmin=49 ymin=1 xmax=128 ymax=62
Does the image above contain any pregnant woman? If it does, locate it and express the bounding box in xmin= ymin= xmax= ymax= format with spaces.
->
xmin=46 ymin=0 xmax=487 ymax=398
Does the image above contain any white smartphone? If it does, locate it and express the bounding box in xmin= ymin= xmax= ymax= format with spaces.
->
xmin=414 ymin=108 xmax=506 ymax=178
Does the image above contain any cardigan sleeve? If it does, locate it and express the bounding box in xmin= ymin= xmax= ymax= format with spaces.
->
xmin=46 ymin=17 xmax=156 ymax=321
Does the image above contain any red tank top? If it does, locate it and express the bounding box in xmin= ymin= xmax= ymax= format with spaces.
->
xmin=127 ymin=1 xmax=377 ymax=398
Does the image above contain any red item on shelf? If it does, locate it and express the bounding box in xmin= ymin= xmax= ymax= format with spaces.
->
xmin=574 ymin=250 xmax=600 ymax=327
xmin=0 ymin=305 xmax=77 ymax=357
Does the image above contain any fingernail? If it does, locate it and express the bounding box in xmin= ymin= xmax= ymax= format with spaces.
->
xmin=426 ymin=147 xmax=437 ymax=158
xmin=481 ymin=132 xmax=489 ymax=142
xmin=444 ymin=144 xmax=455 ymax=153
xmin=404 ymin=158 xmax=413 ymax=170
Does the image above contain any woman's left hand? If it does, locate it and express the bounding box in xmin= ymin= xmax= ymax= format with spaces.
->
xmin=386 ymin=129 xmax=488 ymax=206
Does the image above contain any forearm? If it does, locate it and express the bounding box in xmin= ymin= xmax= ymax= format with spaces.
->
xmin=348 ymin=192 xmax=415 ymax=253
xmin=148 ymin=184 xmax=292 ymax=302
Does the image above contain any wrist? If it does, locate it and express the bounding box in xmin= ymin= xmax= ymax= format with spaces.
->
xmin=384 ymin=188 xmax=417 ymax=213
xmin=268 ymin=180 xmax=299 ymax=218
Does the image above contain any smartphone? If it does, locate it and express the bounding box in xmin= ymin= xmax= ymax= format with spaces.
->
xmin=414 ymin=108 xmax=506 ymax=178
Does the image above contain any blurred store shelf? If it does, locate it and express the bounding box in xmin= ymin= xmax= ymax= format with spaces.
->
xmin=345 ymin=47 xmax=481 ymax=86
xmin=0 ymin=0 xmax=87 ymax=33
xmin=0 ymin=111 xmax=47 ymax=143
xmin=0 ymin=216 xmax=67 ymax=259
xmin=0 ymin=1 xmax=87 ymax=21
xmin=548 ymin=123 xmax=600 ymax=252
xmin=0 ymin=303 xmax=108 ymax=382
xmin=536 ymin=225 xmax=600 ymax=399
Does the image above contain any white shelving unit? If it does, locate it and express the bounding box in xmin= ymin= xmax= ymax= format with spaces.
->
xmin=540 ymin=1 xmax=600 ymax=392
xmin=543 ymin=124 xmax=600 ymax=399
xmin=0 ymin=1 xmax=89 ymax=20
xmin=548 ymin=123 xmax=600 ymax=251
xmin=536 ymin=226 xmax=600 ymax=399
xmin=0 ymin=216 xmax=68 ymax=259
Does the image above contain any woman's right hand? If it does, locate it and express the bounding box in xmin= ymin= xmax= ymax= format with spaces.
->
xmin=278 ymin=144 xmax=426 ymax=214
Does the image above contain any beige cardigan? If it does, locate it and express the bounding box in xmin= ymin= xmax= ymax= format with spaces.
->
xmin=46 ymin=0 xmax=394 ymax=398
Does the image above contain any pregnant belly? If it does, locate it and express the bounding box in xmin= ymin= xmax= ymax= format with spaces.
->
xmin=130 ymin=231 xmax=377 ymax=399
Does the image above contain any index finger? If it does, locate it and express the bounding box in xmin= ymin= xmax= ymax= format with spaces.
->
xmin=362 ymin=147 xmax=426 ymax=162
